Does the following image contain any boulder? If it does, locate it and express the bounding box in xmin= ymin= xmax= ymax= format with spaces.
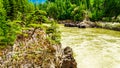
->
xmin=61 ymin=47 xmax=77 ymax=68
xmin=77 ymin=20 xmax=95 ymax=28
xmin=64 ymin=23 xmax=77 ymax=27
xmin=64 ymin=20 xmax=96 ymax=28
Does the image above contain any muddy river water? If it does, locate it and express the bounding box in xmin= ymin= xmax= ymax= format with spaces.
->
xmin=60 ymin=24 xmax=120 ymax=68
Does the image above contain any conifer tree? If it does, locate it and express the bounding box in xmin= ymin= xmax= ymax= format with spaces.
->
xmin=0 ymin=0 xmax=7 ymax=45
xmin=3 ymin=0 xmax=10 ymax=19
xmin=8 ymin=0 xmax=17 ymax=20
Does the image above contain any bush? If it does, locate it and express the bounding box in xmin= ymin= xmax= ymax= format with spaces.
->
xmin=0 ymin=20 xmax=22 ymax=45
xmin=46 ymin=21 xmax=61 ymax=44
xmin=26 ymin=10 xmax=50 ymax=26
xmin=102 ymin=17 xmax=110 ymax=22
xmin=71 ymin=6 xmax=84 ymax=21
xmin=91 ymin=10 xmax=103 ymax=21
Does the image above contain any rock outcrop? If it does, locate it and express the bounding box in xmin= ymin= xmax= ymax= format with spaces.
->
xmin=78 ymin=20 xmax=95 ymax=28
xmin=0 ymin=28 xmax=77 ymax=68
xmin=64 ymin=20 xmax=95 ymax=28
xmin=62 ymin=46 xmax=77 ymax=68
xmin=63 ymin=18 xmax=95 ymax=28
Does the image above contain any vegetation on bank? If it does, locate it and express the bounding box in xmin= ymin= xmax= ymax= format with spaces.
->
xmin=0 ymin=0 xmax=62 ymax=67
xmin=95 ymin=22 xmax=120 ymax=31
xmin=0 ymin=0 xmax=61 ymax=48
xmin=39 ymin=0 xmax=120 ymax=31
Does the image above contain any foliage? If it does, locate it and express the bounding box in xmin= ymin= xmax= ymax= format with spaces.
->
xmin=3 ymin=0 xmax=35 ymax=20
xmin=0 ymin=0 xmax=61 ymax=47
xmin=104 ymin=0 xmax=120 ymax=19
xmin=47 ymin=3 xmax=58 ymax=19
xmin=0 ymin=20 xmax=22 ymax=45
xmin=71 ymin=4 xmax=85 ymax=21
xmin=26 ymin=10 xmax=49 ymax=26
xmin=41 ymin=0 xmax=120 ymax=22
xmin=46 ymin=21 xmax=61 ymax=44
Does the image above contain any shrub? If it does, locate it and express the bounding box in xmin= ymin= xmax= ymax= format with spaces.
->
xmin=46 ymin=21 xmax=61 ymax=44
xmin=26 ymin=10 xmax=50 ymax=26
xmin=0 ymin=20 xmax=22 ymax=46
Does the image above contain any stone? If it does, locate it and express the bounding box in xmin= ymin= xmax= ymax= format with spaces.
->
xmin=61 ymin=47 xmax=77 ymax=68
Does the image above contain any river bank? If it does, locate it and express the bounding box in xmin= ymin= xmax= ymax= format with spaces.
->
xmin=95 ymin=22 xmax=120 ymax=31
xmin=59 ymin=20 xmax=120 ymax=31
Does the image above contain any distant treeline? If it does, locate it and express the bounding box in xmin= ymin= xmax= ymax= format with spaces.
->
xmin=39 ymin=0 xmax=120 ymax=22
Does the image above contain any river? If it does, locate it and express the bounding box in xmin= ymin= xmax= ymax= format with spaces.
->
xmin=60 ymin=24 xmax=120 ymax=68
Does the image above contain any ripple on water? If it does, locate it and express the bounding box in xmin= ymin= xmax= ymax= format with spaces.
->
xmin=60 ymin=25 xmax=120 ymax=68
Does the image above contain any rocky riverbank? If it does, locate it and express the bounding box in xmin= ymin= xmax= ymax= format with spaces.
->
xmin=59 ymin=20 xmax=120 ymax=31
xmin=59 ymin=20 xmax=95 ymax=28
xmin=0 ymin=27 xmax=77 ymax=68
xmin=95 ymin=22 xmax=120 ymax=31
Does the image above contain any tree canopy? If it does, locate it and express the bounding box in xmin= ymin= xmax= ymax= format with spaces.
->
xmin=38 ymin=0 xmax=120 ymax=21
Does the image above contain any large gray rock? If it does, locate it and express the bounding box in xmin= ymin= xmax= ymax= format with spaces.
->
xmin=77 ymin=20 xmax=95 ymax=28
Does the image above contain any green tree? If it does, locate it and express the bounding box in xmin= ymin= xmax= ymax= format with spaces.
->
xmin=7 ymin=0 xmax=17 ymax=20
xmin=90 ymin=0 xmax=104 ymax=21
xmin=47 ymin=3 xmax=58 ymax=19
xmin=71 ymin=4 xmax=85 ymax=21
xmin=104 ymin=0 xmax=120 ymax=19
xmin=3 ymin=0 xmax=11 ymax=19
xmin=47 ymin=0 xmax=56 ymax=2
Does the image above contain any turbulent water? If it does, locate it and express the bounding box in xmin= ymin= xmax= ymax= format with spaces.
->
xmin=60 ymin=24 xmax=120 ymax=68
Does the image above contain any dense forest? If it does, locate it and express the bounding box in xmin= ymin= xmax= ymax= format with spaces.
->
xmin=40 ymin=0 xmax=120 ymax=21
xmin=0 ymin=0 xmax=120 ymax=68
